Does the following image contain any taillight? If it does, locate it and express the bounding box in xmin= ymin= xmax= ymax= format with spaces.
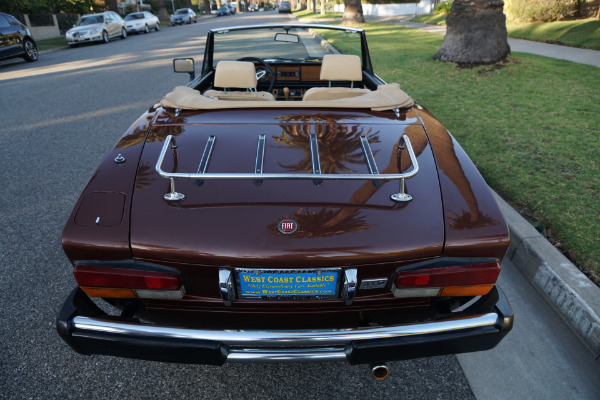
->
xmin=74 ymin=265 xmax=186 ymax=299
xmin=391 ymin=262 xmax=500 ymax=298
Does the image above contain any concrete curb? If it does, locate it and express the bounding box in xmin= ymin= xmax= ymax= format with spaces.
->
xmin=491 ymin=190 xmax=600 ymax=360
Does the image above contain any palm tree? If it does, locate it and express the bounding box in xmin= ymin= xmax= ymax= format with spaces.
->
xmin=157 ymin=0 xmax=170 ymax=21
xmin=341 ymin=0 xmax=364 ymax=25
xmin=434 ymin=0 xmax=510 ymax=65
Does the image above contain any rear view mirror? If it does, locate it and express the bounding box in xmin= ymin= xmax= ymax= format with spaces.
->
xmin=274 ymin=33 xmax=300 ymax=43
xmin=173 ymin=57 xmax=195 ymax=80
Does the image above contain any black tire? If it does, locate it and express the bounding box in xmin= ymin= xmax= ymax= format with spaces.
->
xmin=121 ymin=28 xmax=127 ymax=39
xmin=102 ymin=30 xmax=109 ymax=43
xmin=155 ymin=23 xmax=160 ymax=32
xmin=22 ymin=38 xmax=38 ymax=62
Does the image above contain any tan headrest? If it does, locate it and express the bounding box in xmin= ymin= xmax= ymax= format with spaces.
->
xmin=214 ymin=61 xmax=257 ymax=89
xmin=320 ymin=54 xmax=362 ymax=82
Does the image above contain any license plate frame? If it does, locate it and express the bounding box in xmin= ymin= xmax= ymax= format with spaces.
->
xmin=235 ymin=268 xmax=341 ymax=300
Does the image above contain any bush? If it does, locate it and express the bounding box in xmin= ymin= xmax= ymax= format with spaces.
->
xmin=434 ymin=0 xmax=453 ymax=14
xmin=508 ymin=0 xmax=578 ymax=22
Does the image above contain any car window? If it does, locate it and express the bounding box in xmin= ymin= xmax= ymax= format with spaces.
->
xmin=175 ymin=9 xmax=188 ymax=14
xmin=76 ymin=15 xmax=103 ymax=26
xmin=0 ymin=15 xmax=9 ymax=28
xmin=125 ymin=13 xmax=144 ymax=20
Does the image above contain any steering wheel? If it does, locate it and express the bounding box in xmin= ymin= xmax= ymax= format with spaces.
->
xmin=236 ymin=57 xmax=275 ymax=93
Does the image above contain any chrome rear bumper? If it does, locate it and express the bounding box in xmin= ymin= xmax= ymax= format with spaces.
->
xmin=57 ymin=288 xmax=513 ymax=365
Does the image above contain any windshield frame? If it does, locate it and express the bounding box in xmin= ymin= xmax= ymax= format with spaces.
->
xmin=200 ymin=24 xmax=373 ymax=76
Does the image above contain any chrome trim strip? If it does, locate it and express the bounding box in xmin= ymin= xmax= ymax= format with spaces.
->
xmin=71 ymin=312 xmax=499 ymax=348
xmin=359 ymin=136 xmax=379 ymax=175
xmin=198 ymin=136 xmax=216 ymax=174
xmin=253 ymin=134 xmax=266 ymax=185
xmin=195 ymin=135 xmax=216 ymax=185
xmin=210 ymin=24 xmax=364 ymax=35
xmin=309 ymin=130 xmax=322 ymax=185
xmin=156 ymin=135 xmax=419 ymax=182
xmin=342 ymin=269 xmax=358 ymax=306
xmin=218 ymin=269 xmax=234 ymax=306
xmin=227 ymin=348 xmax=347 ymax=363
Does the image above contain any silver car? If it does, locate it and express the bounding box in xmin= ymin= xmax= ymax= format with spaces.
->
xmin=124 ymin=11 xmax=160 ymax=34
xmin=65 ymin=12 xmax=127 ymax=47
xmin=170 ymin=8 xmax=197 ymax=25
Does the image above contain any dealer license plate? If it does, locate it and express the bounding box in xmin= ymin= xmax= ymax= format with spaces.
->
xmin=236 ymin=269 xmax=340 ymax=300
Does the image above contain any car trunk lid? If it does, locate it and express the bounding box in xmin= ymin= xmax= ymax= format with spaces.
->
xmin=129 ymin=114 xmax=444 ymax=266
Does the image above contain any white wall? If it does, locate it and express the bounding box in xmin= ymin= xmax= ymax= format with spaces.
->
xmin=24 ymin=14 xmax=61 ymax=41
xmin=334 ymin=1 xmax=436 ymax=17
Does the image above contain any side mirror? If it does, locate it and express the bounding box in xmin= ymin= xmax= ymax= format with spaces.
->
xmin=106 ymin=18 xmax=112 ymax=23
xmin=173 ymin=57 xmax=195 ymax=80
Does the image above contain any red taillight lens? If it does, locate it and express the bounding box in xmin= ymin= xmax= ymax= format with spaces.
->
xmin=74 ymin=265 xmax=185 ymax=299
xmin=392 ymin=262 xmax=500 ymax=298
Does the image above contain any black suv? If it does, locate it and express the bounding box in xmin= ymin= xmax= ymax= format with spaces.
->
xmin=0 ymin=13 xmax=38 ymax=62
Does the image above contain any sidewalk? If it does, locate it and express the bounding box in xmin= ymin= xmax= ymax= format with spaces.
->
xmin=358 ymin=15 xmax=600 ymax=360
xmin=365 ymin=16 xmax=600 ymax=68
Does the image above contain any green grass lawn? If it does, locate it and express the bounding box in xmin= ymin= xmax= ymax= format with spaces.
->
xmin=412 ymin=14 xmax=447 ymax=26
xmin=293 ymin=9 xmax=343 ymax=19
xmin=311 ymin=21 xmax=600 ymax=282
xmin=507 ymin=18 xmax=600 ymax=50
xmin=36 ymin=36 xmax=68 ymax=51
xmin=412 ymin=14 xmax=600 ymax=50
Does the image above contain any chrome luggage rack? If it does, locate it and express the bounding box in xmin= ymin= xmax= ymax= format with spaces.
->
xmin=155 ymin=133 xmax=419 ymax=203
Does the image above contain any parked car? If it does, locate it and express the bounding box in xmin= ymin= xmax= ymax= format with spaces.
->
xmin=216 ymin=5 xmax=231 ymax=16
xmin=56 ymin=24 xmax=513 ymax=379
xmin=0 ymin=12 xmax=38 ymax=62
xmin=170 ymin=8 xmax=197 ymax=25
xmin=124 ymin=11 xmax=160 ymax=34
xmin=65 ymin=12 xmax=126 ymax=47
xmin=248 ymin=4 xmax=259 ymax=11
xmin=278 ymin=1 xmax=292 ymax=13
xmin=228 ymin=3 xmax=237 ymax=14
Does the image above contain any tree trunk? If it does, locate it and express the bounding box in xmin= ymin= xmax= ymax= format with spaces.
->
xmin=204 ymin=0 xmax=212 ymax=14
xmin=434 ymin=0 xmax=510 ymax=65
xmin=341 ymin=0 xmax=364 ymax=25
xmin=157 ymin=0 xmax=170 ymax=21
xmin=320 ymin=0 xmax=325 ymax=14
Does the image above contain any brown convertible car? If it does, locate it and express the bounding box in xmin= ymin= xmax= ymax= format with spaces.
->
xmin=57 ymin=24 xmax=513 ymax=379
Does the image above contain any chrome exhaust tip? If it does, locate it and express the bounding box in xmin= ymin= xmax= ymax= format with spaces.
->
xmin=370 ymin=363 xmax=389 ymax=380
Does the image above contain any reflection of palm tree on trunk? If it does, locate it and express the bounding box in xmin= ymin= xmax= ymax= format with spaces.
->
xmin=419 ymin=112 xmax=498 ymax=230
xmin=326 ymin=124 xmax=428 ymax=228
xmin=274 ymin=114 xmax=380 ymax=174
xmin=272 ymin=115 xmax=426 ymax=237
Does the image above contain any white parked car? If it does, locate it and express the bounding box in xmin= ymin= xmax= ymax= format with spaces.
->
xmin=66 ymin=12 xmax=126 ymax=47
xmin=124 ymin=11 xmax=160 ymax=34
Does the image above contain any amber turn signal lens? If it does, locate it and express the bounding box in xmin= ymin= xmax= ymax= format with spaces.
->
xmin=80 ymin=287 xmax=137 ymax=298
xmin=439 ymin=284 xmax=495 ymax=297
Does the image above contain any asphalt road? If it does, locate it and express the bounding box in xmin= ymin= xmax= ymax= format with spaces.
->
xmin=0 ymin=11 xmax=598 ymax=400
